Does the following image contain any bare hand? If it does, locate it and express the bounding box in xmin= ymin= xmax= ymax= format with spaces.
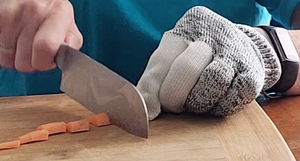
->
xmin=0 ymin=0 xmax=83 ymax=72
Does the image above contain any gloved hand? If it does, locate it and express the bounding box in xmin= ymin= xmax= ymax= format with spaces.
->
xmin=137 ymin=6 xmax=281 ymax=121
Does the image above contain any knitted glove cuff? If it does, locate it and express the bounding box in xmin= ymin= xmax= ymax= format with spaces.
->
xmin=235 ymin=24 xmax=282 ymax=91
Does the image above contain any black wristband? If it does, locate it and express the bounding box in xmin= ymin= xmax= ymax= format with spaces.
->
xmin=259 ymin=26 xmax=300 ymax=93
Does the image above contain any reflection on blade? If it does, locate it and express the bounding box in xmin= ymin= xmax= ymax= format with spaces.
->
xmin=56 ymin=44 xmax=149 ymax=138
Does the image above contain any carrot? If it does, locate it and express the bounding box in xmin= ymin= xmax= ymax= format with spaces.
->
xmin=18 ymin=129 xmax=49 ymax=144
xmin=37 ymin=122 xmax=66 ymax=135
xmin=0 ymin=140 xmax=21 ymax=150
xmin=66 ymin=119 xmax=89 ymax=133
xmin=88 ymin=113 xmax=111 ymax=127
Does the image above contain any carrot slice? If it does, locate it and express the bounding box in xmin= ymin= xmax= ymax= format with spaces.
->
xmin=37 ymin=122 xmax=66 ymax=135
xmin=66 ymin=119 xmax=89 ymax=133
xmin=88 ymin=113 xmax=111 ymax=127
xmin=0 ymin=140 xmax=21 ymax=150
xmin=18 ymin=129 xmax=49 ymax=144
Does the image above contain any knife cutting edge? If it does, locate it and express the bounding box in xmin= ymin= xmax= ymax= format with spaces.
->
xmin=55 ymin=44 xmax=149 ymax=139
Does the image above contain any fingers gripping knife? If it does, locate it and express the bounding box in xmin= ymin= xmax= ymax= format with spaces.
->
xmin=55 ymin=44 xmax=149 ymax=138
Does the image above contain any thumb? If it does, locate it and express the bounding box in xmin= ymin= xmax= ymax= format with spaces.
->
xmin=64 ymin=23 xmax=83 ymax=50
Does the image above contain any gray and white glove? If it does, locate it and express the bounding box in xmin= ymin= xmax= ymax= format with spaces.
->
xmin=137 ymin=6 xmax=281 ymax=121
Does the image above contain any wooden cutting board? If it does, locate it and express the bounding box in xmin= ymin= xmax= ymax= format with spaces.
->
xmin=0 ymin=94 xmax=295 ymax=161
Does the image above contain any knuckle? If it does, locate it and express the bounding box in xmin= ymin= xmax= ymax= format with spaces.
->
xmin=77 ymin=32 xmax=83 ymax=43
xmin=22 ymin=0 xmax=44 ymax=15
xmin=0 ymin=7 xmax=9 ymax=18
xmin=74 ymin=31 xmax=83 ymax=48
xmin=0 ymin=4 xmax=17 ymax=23
xmin=67 ymin=25 xmax=83 ymax=49
xmin=54 ymin=0 xmax=67 ymax=6
xmin=33 ymin=39 xmax=57 ymax=57
xmin=53 ymin=0 xmax=73 ymax=12
xmin=21 ymin=0 xmax=72 ymax=16
xmin=32 ymin=39 xmax=57 ymax=71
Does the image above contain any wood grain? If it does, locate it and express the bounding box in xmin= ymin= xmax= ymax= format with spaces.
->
xmin=261 ymin=96 xmax=300 ymax=161
xmin=0 ymin=94 xmax=295 ymax=161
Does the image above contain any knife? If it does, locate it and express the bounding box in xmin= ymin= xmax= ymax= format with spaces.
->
xmin=55 ymin=44 xmax=149 ymax=139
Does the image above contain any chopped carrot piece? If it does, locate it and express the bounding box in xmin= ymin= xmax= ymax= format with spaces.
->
xmin=17 ymin=129 xmax=49 ymax=144
xmin=0 ymin=140 xmax=21 ymax=150
xmin=66 ymin=119 xmax=89 ymax=133
xmin=88 ymin=113 xmax=111 ymax=127
xmin=37 ymin=122 xmax=67 ymax=135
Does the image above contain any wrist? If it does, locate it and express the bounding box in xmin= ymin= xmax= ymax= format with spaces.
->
xmin=236 ymin=25 xmax=282 ymax=91
xmin=255 ymin=28 xmax=275 ymax=49
xmin=255 ymin=27 xmax=300 ymax=95
xmin=283 ymin=30 xmax=300 ymax=95
xmin=249 ymin=27 xmax=282 ymax=91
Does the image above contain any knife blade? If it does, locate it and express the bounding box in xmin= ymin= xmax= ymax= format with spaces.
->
xmin=55 ymin=44 xmax=149 ymax=139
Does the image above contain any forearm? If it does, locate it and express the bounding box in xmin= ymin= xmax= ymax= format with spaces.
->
xmin=291 ymin=3 xmax=300 ymax=29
